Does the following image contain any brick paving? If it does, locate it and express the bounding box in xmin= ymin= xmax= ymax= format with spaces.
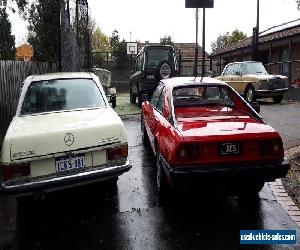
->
xmin=268 ymin=145 xmax=300 ymax=228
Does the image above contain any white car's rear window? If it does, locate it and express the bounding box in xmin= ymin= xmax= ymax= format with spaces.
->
xmin=21 ymin=78 xmax=106 ymax=115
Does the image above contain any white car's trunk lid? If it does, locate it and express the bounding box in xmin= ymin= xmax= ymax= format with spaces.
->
xmin=6 ymin=108 xmax=123 ymax=161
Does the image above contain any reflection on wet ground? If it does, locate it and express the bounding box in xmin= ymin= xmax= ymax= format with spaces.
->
xmin=1 ymin=114 xmax=300 ymax=249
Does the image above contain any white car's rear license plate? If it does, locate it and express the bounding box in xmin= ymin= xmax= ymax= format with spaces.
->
xmin=219 ymin=142 xmax=241 ymax=155
xmin=55 ymin=154 xmax=86 ymax=172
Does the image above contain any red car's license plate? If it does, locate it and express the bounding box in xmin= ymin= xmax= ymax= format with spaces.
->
xmin=219 ymin=143 xmax=241 ymax=155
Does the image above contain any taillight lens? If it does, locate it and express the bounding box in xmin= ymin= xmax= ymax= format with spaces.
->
xmin=107 ymin=144 xmax=128 ymax=161
xmin=2 ymin=162 xmax=30 ymax=181
xmin=177 ymin=144 xmax=200 ymax=162
xmin=259 ymin=140 xmax=283 ymax=156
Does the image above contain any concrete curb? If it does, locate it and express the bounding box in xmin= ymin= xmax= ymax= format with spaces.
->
xmin=268 ymin=145 xmax=300 ymax=228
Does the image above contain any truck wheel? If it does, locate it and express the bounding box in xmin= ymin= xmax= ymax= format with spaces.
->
xmin=156 ymin=60 xmax=173 ymax=80
xmin=111 ymin=96 xmax=116 ymax=108
xmin=273 ymin=95 xmax=283 ymax=104
xmin=130 ymin=88 xmax=136 ymax=104
xmin=244 ymin=85 xmax=256 ymax=103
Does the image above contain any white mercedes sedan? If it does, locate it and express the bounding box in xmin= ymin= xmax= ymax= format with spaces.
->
xmin=0 ymin=72 xmax=131 ymax=195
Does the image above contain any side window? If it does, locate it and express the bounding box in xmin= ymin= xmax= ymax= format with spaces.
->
xmin=135 ymin=56 xmax=140 ymax=71
xmin=150 ymin=83 xmax=164 ymax=107
xmin=156 ymin=88 xmax=165 ymax=113
xmin=224 ymin=65 xmax=233 ymax=75
xmin=234 ymin=64 xmax=245 ymax=75
xmin=136 ymin=54 xmax=144 ymax=71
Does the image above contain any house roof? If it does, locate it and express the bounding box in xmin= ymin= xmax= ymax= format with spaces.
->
xmin=16 ymin=44 xmax=33 ymax=58
xmin=211 ymin=19 xmax=300 ymax=57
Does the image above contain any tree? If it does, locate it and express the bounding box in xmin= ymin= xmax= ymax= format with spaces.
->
xmin=0 ymin=0 xmax=28 ymax=13
xmin=91 ymin=27 xmax=111 ymax=66
xmin=160 ymin=35 xmax=175 ymax=47
xmin=297 ymin=0 xmax=300 ymax=9
xmin=110 ymin=30 xmax=130 ymax=69
xmin=211 ymin=29 xmax=247 ymax=53
xmin=27 ymin=0 xmax=60 ymax=63
xmin=92 ymin=28 xmax=110 ymax=52
xmin=0 ymin=8 xmax=15 ymax=60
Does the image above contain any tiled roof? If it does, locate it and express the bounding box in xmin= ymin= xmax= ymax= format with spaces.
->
xmin=211 ymin=24 xmax=300 ymax=56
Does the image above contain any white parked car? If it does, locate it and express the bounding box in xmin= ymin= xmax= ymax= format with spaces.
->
xmin=0 ymin=72 xmax=131 ymax=195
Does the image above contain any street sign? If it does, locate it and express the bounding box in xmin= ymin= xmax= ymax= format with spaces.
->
xmin=185 ymin=0 xmax=214 ymax=8
xmin=127 ymin=42 xmax=138 ymax=55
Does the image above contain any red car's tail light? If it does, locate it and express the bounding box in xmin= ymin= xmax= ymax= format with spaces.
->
xmin=177 ymin=144 xmax=200 ymax=162
xmin=259 ymin=140 xmax=283 ymax=156
xmin=107 ymin=144 xmax=128 ymax=161
xmin=2 ymin=162 xmax=30 ymax=181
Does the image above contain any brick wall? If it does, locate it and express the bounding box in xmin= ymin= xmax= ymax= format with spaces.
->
xmin=291 ymin=42 xmax=300 ymax=82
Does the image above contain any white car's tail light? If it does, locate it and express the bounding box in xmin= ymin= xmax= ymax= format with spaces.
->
xmin=2 ymin=162 xmax=30 ymax=181
xmin=107 ymin=144 xmax=128 ymax=161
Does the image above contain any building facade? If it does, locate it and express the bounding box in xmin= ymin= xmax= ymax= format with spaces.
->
xmin=210 ymin=20 xmax=300 ymax=83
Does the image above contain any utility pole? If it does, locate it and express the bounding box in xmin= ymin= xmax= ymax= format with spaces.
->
xmin=252 ymin=0 xmax=260 ymax=61
xmin=256 ymin=0 xmax=260 ymax=60
xmin=86 ymin=1 xmax=91 ymax=69
xmin=201 ymin=8 xmax=205 ymax=77
xmin=57 ymin=0 xmax=62 ymax=72
xmin=193 ymin=8 xmax=199 ymax=77
xmin=186 ymin=0 xmax=214 ymax=77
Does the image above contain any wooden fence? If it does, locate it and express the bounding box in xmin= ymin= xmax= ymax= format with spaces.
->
xmin=0 ymin=60 xmax=58 ymax=144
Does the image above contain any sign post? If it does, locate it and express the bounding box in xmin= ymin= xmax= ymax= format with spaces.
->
xmin=127 ymin=42 xmax=138 ymax=68
xmin=185 ymin=0 xmax=214 ymax=77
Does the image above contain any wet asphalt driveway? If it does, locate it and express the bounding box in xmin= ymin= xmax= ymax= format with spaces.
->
xmin=1 ymin=102 xmax=300 ymax=249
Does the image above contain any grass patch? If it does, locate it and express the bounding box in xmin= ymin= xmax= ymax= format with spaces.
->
xmin=113 ymin=93 xmax=141 ymax=116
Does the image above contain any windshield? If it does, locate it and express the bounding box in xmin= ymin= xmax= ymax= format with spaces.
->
xmin=146 ymin=48 xmax=173 ymax=69
xmin=21 ymin=78 xmax=106 ymax=115
xmin=242 ymin=62 xmax=268 ymax=74
xmin=173 ymin=85 xmax=234 ymax=108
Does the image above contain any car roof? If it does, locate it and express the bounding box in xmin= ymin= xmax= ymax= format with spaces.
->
xmin=27 ymin=72 xmax=94 ymax=82
xmin=161 ymin=77 xmax=227 ymax=89
xmin=138 ymin=45 xmax=175 ymax=56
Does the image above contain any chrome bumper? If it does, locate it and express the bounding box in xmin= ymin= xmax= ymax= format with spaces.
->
xmin=256 ymin=88 xmax=288 ymax=96
xmin=0 ymin=161 xmax=131 ymax=194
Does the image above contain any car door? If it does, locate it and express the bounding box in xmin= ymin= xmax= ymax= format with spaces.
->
xmin=223 ymin=64 xmax=244 ymax=94
xmin=143 ymin=82 xmax=164 ymax=150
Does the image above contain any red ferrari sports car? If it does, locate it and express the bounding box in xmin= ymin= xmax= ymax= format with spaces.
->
xmin=141 ymin=77 xmax=290 ymax=197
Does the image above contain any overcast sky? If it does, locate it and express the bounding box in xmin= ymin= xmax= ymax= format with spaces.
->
xmin=9 ymin=0 xmax=300 ymax=52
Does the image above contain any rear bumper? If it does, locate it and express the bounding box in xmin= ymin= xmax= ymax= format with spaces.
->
xmin=256 ymin=88 xmax=288 ymax=97
xmin=0 ymin=161 xmax=131 ymax=195
xmin=161 ymin=157 xmax=290 ymax=187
